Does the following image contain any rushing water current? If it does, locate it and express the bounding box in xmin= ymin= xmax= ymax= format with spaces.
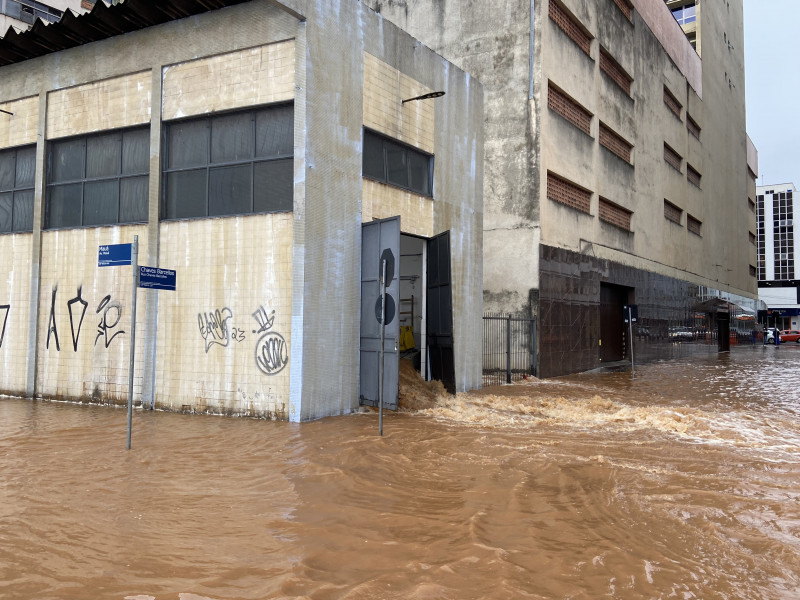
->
xmin=2 ymin=345 xmax=800 ymax=600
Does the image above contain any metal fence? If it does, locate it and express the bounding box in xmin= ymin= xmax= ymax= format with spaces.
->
xmin=482 ymin=313 xmax=536 ymax=386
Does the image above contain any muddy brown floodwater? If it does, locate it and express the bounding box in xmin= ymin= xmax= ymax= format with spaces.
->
xmin=2 ymin=345 xmax=800 ymax=600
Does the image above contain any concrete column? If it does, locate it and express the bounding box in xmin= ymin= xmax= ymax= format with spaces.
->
xmin=25 ymin=92 xmax=47 ymax=397
xmin=141 ymin=65 xmax=163 ymax=408
xmin=288 ymin=21 xmax=307 ymax=422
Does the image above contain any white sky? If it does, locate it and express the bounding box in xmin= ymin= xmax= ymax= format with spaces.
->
xmin=743 ymin=0 xmax=800 ymax=187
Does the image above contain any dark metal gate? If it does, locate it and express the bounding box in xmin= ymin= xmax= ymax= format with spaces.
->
xmin=482 ymin=313 xmax=536 ymax=386
xmin=427 ymin=231 xmax=456 ymax=394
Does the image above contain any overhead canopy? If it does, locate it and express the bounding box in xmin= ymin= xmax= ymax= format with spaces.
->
xmin=691 ymin=297 xmax=755 ymax=314
xmin=0 ymin=0 xmax=252 ymax=67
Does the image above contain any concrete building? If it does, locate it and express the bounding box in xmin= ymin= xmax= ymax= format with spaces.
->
xmin=757 ymin=183 xmax=800 ymax=330
xmin=365 ymin=0 xmax=760 ymax=376
xmin=0 ymin=0 xmax=484 ymax=420
xmin=665 ymin=0 xmax=699 ymax=53
xmin=0 ymin=0 xmax=92 ymax=37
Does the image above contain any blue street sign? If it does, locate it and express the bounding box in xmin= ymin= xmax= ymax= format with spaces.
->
xmin=98 ymin=243 xmax=132 ymax=267
xmin=138 ymin=266 xmax=176 ymax=291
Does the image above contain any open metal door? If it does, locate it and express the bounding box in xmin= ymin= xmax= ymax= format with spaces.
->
xmin=360 ymin=216 xmax=400 ymax=409
xmin=427 ymin=231 xmax=456 ymax=394
xmin=600 ymin=283 xmax=626 ymax=362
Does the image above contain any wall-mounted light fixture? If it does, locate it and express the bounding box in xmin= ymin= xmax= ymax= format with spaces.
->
xmin=402 ymin=91 xmax=445 ymax=104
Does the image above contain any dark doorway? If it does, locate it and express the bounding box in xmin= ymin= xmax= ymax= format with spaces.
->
xmin=427 ymin=231 xmax=456 ymax=394
xmin=717 ymin=312 xmax=730 ymax=352
xmin=600 ymin=283 xmax=629 ymax=362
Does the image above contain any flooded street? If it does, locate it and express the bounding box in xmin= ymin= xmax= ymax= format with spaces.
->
xmin=2 ymin=345 xmax=800 ymax=600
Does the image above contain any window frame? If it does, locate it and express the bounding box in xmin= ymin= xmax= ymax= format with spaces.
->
xmin=161 ymin=102 xmax=294 ymax=221
xmin=0 ymin=143 xmax=36 ymax=234
xmin=44 ymin=126 xmax=150 ymax=230
xmin=362 ymin=128 xmax=434 ymax=198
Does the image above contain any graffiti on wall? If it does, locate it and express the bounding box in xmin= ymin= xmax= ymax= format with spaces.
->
xmin=0 ymin=303 xmax=9 ymax=348
xmin=197 ymin=304 xmax=288 ymax=375
xmin=46 ymin=285 xmax=126 ymax=352
xmin=198 ymin=308 xmax=234 ymax=352
xmin=253 ymin=306 xmax=288 ymax=376
xmin=95 ymin=295 xmax=125 ymax=348
xmin=197 ymin=307 xmax=247 ymax=353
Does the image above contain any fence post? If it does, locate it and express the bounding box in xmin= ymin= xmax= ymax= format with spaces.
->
xmin=506 ymin=314 xmax=512 ymax=384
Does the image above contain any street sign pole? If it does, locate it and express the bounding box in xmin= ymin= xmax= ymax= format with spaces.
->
xmin=378 ymin=259 xmax=386 ymax=437
xmin=127 ymin=236 xmax=139 ymax=450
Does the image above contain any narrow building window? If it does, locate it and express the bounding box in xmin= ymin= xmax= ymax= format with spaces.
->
xmin=749 ymin=265 xmax=757 ymax=277
xmin=599 ymin=122 xmax=633 ymax=164
xmin=687 ymin=163 xmax=702 ymax=188
xmin=749 ymin=231 xmax=757 ymax=245
xmin=547 ymin=172 xmax=591 ymax=214
xmin=363 ymin=129 xmax=434 ymax=197
xmin=663 ymin=143 xmax=682 ymax=172
xmin=548 ymin=82 xmax=592 ymax=136
xmin=687 ymin=114 xmax=701 ymax=139
xmin=663 ymin=86 xmax=683 ymax=120
xmin=599 ymin=197 xmax=632 ymax=231
xmin=549 ymin=0 xmax=593 ymax=57
xmin=610 ymin=0 xmax=633 ymax=20
xmin=0 ymin=145 xmax=35 ymax=233
xmin=664 ymin=199 xmax=682 ymax=224
xmin=687 ymin=214 xmax=702 ymax=236
xmin=600 ymin=48 xmax=633 ymax=96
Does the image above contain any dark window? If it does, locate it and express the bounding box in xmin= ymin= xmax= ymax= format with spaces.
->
xmin=162 ymin=103 xmax=293 ymax=220
xmin=549 ymin=0 xmax=592 ymax=57
xmin=45 ymin=128 xmax=149 ymax=229
xmin=600 ymin=47 xmax=632 ymax=97
xmin=548 ymin=82 xmax=592 ymax=136
xmin=687 ymin=214 xmax=702 ymax=236
xmin=664 ymin=199 xmax=682 ymax=224
xmin=0 ymin=145 xmax=36 ymax=233
xmin=362 ymin=129 xmax=433 ymax=197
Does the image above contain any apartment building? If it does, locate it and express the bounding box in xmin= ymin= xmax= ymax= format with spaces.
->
xmin=0 ymin=0 xmax=92 ymax=37
xmin=0 ymin=0 xmax=484 ymax=419
xmin=366 ymin=0 xmax=760 ymax=376
xmin=757 ymin=183 xmax=800 ymax=329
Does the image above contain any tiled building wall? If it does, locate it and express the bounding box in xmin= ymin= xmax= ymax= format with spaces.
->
xmin=361 ymin=179 xmax=433 ymax=238
xmin=0 ymin=235 xmax=31 ymax=395
xmin=363 ymin=52 xmax=435 ymax=154
xmin=0 ymin=96 xmax=38 ymax=148
xmin=154 ymin=214 xmax=293 ymax=418
xmin=47 ymin=72 xmax=152 ymax=139
xmin=362 ymin=52 xmax=435 ymax=239
xmin=162 ymin=41 xmax=295 ymax=121
xmin=35 ymin=226 xmax=149 ymax=402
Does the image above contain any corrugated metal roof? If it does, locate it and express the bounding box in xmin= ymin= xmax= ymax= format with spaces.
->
xmin=0 ymin=0 xmax=252 ymax=67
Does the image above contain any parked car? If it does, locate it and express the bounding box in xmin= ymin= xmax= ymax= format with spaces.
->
xmin=668 ymin=327 xmax=695 ymax=341
xmin=779 ymin=329 xmax=800 ymax=343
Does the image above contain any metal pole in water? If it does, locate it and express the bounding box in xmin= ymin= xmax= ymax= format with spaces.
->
xmin=628 ymin=306 xmax=635 ymax=377
xmin=127 ymin=236 xmax=139 ymax=450
xmin=506 ymin=314 xmax=512 ymax=384
xmin=378 ymin=259 xmax=387 ymax=436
